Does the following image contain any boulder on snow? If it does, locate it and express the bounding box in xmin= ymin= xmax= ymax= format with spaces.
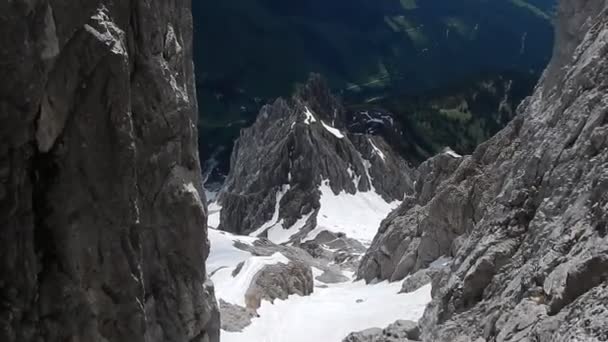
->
xmin=400 ymin=270 xmax=433 ymax=294
xmin=343 ymin=328 xmax=384 ymax=342
xmin=342 ymin=320 xmax=421 ymax=342
xmin=244 ymin=260 xmax=314 ymax=310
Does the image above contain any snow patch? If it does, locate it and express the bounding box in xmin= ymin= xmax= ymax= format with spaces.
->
xmin=304 ymin=107 xmax=317 ymax=124
xmin=311 ymin=267 xmax=324 ymax=279
xmin=221 ymin=280 xmax=431 ymax=342
xmin=444 ymin=148 xmax=462 ymax=158
xmin=207 ymin=202 xmax=222 ymax=229
xmin=267 ymin=212 xmax=314 ymax=244
xmin=346 ymin=166 xmax=362 ymax=187
xmin=369 ymin=138 xmax=386 ymax=162
xmin=250 ymin=185 xmax=290 ymax=238
xmin=362 ymin=158 xmax=374 ymax=190
xmin=304 ymin=180 xmax=400 ymax=245
xmin=430 ymin=256 xmax=452 ymax=268
xmin=321 ymin=121 xmax=345 ymax=139
xmin=207 ymin=228 xmax=257 ymax=275
xmin=248 ymin=184 xmax=313 ymax=244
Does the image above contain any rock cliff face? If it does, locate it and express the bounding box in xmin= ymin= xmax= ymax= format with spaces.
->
xmin=0 ymin=2 xmax=218 ymax=342
xmin=358 ymin=0 xmax=608 ymax=341
xmin=358 ymin=151 xmax=464 ymax=283
xmin=217 ymin=75 xmax=415 ymax=241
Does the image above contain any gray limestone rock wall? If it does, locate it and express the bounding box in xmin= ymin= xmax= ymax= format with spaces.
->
xmin=244 ymin=260 xmax=314 ymax=310
xmin=218 ymin=74 xmax=415 ymax=237
xmin=0 ymin=1 xmax=219 ymax=342
xmin=358 ymin=151 xmax=465 ymax=282
xmin=359 ymin=0 xmax=608 ymax=341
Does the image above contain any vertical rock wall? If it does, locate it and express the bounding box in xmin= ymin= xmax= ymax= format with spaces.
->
xmin=0 ymin=1 xmax=219 ymax=341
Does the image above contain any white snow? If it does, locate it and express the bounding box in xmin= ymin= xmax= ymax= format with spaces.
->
xmin=304 ymin=107 xmax=318 ymax=124
xmin=205 ymin=188 xmax=220 ymax=203
xmin=249 ymin=185 xmax=314 ymax=244
xmin=207 ymin=228 xmax=256 ymax=275
xmin=430 ymin=256 xmax=452 ymax=268
xmin=361 ymin=156 xmax=375 ymax=190
xmin=222 ymin=279 xmax=431 ymax=342
xmin=209 ymin=229 xmax=296 ymax=307
xmin=208 ymin=229 xmax=432 ymax=342
xmin=304 ymin=181 xmax=400 ymax=245
xmin=321 ymin=121 xmax=345 ymax=139
xmin=250 ymin=185 xmax=290 ymax=238
xmin=267 ymin=212 xmax=313 ymax=244
xmin=369 ymin=138 xmax=386 ymax=162
xmin=213 ymin=252 xmax=290 ymax=307
xmin=444 ymin=148 xmax=462 ymax=158
xmin=346 ymin=166 xmax=362 ymax=187
xmin=207 ymin=202 xmax=222 ymax=229
xmin=311 ymin=267 xmax=325 ymax=280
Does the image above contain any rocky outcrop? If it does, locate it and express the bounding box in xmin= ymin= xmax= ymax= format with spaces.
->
xmin=400 ymin=259 xmax=450 ymax=294
xmin=219 ymin=300 xmax=257 ymax=332
xmin=244 ymin=260 xmax=314 ymax=310
xmin=217 ymin=74 xmax=415 ymax=241
xmin=0 ymin=2 xmax=218 ymax=342
xmin=358 ymin=150 xmax=465 ymax=282
xmin=343 ymin=320 xmax=421 ymax=342
xmin=359 ymin=0 xmax=608 ymax=341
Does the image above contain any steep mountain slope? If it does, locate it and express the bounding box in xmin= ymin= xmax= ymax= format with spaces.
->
xmin=207 ymin=219 xmax=431 ymax=342
xmin=216 ymin=75 xmax=415 ymax=245
xmin=0 ymin=2 xmax=218 ymax=341
xmin=357 ymin=0 xmax=608 ymax=340
xmin=208 ymin=75 xmax=430 ymax=341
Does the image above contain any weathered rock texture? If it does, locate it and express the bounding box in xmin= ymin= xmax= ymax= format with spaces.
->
xmin=358 ymin=151 xmax=464 ymax=283
xmin=0 ymin=2 xmax=219 ymax=342
xmin=359 ymin=1 xmax=608 ymax=341
xmin=400 ymin=259 xmax=451 ymax=294
xmin=218 ymin=74 xmax=415 ymax=238
xmin=343 ymin=320 xmax=421 ymax=342
xmin=218 ymin=300 xmax=257 ymax=332
xmin=244 ymin=260 xmax=314 ymax=310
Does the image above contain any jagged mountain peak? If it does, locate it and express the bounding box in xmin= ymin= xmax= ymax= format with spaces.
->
xmin=217 ymin=74 xmax=415 ymax=245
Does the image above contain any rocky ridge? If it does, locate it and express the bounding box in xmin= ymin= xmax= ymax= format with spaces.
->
xmin=356 ymin=0 xmax=608 ymax=341
xmin=0 ymin=2 xmax=218 ymax=341
xmin=217 ymin=74 xmax=415 ymax=244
